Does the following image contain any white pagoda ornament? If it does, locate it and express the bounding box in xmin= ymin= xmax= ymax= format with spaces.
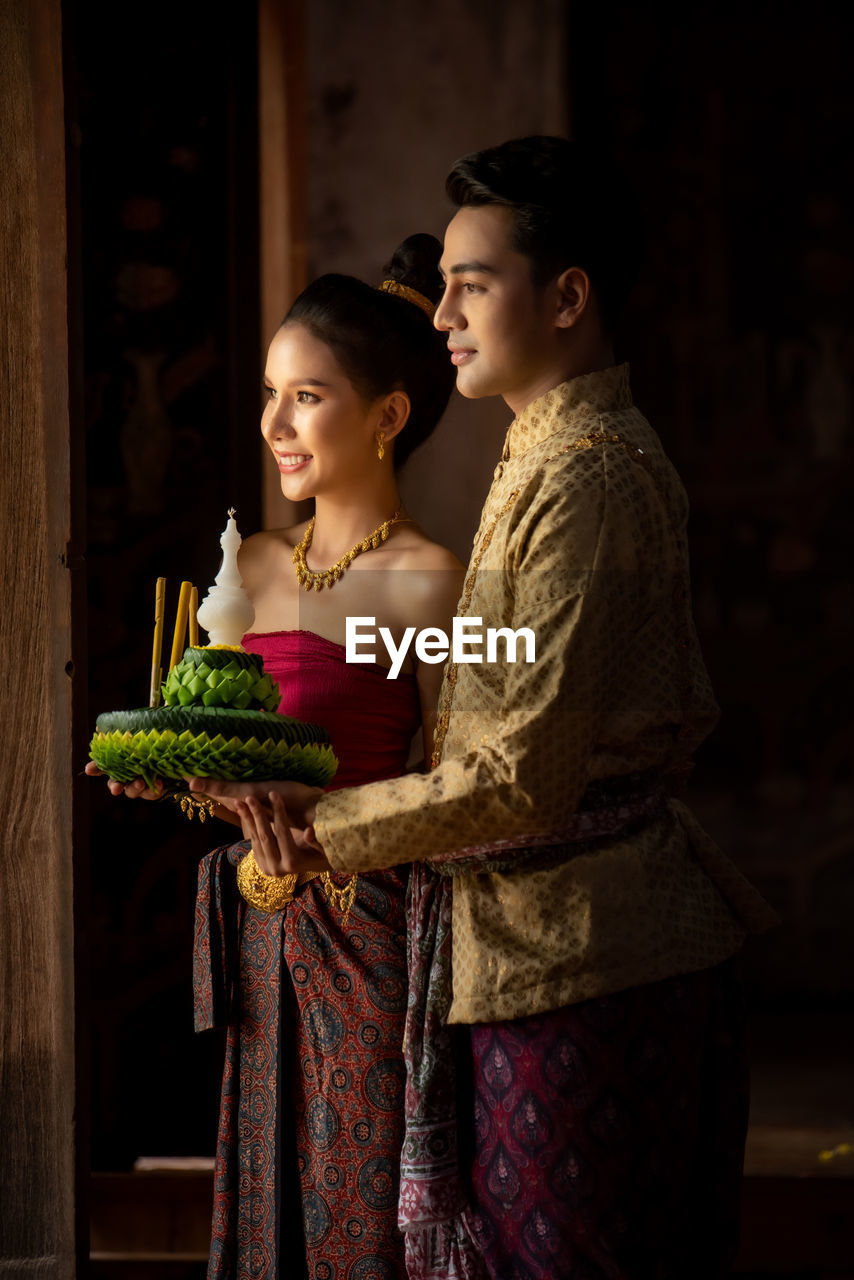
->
xmin=196 ymin=508 xmax=255 ymax=647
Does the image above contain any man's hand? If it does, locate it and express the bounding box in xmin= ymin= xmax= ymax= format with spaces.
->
xmin=235 ymin=792 xmax=331 ymax=875
xmin=186 ymin=777 xmax=321 ymax=829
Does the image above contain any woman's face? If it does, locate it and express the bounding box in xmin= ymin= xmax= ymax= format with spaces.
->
xmin=261 ymin=322 xmax=384 ymax=502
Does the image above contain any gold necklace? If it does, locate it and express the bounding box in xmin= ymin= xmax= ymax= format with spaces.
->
xmin=293 ymin=507 xmax=406 ymax=591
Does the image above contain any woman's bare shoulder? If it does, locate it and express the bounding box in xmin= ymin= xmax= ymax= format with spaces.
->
xmin=386 ymin=521 xmax=465 ymax=573
xmin=240 ymin=523 xmax=311 ymax=558
xmin=238 ymin=524 xmax=309 ymax=584
xmin=381 ymin=524 xmax=466 ymax=627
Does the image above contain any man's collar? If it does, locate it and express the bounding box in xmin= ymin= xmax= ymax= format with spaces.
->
xmin=502 ymin=363 xmax=633 ymax=460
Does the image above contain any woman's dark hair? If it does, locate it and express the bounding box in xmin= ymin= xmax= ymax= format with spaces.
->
xmin=283 ymin=234 xmax=454 ymax=468
xmin=445 ymin=136 xmax=643 ymax=333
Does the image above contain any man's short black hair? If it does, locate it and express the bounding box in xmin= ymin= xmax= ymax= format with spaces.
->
xmin=445 ymin=136 xmax=643 ymax=332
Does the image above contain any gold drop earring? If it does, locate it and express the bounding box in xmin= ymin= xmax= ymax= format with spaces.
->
xmin=376 ymin=430 xmax=385 ymax=462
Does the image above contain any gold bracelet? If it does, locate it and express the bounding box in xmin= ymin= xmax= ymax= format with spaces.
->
xmin=236 ymin=848 xmax=298 ymax=913
xmin=177 ymin=792 xmax=218 ymax=822
xmin=236 ymin=849 xmax=358 ymax=922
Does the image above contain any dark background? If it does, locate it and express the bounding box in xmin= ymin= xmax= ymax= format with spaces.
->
xmin=77 ymin=0 xmax=260 ymax=1164
xmin=574 ymin=0 xmax=854 ymax=1002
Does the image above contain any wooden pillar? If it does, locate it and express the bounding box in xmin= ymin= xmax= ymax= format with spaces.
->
xmin=0 ymin=0 xmax=76 ymax=1274
xmin=258 ymin=0 xmax=308 ymax=530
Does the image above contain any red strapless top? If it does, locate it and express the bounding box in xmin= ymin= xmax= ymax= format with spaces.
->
xmin=242 ymin=630 xmax=421 ymax=791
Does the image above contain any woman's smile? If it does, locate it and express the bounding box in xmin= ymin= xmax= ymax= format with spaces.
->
xmin=275 ymin=451 xmax=312 ymax=473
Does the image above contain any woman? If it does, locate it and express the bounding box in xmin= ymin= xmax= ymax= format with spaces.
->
xmin=94 ymin=235 xmax=464 ymax=1279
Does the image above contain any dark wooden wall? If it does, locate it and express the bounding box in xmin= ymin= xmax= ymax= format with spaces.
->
xmin=570 ymin=0 xmax=854 ymax=1005
xmin=0 ymin=0 xmax=77 ymax=1273
xmin=74 ymin=0 xmax=261 ymax=1173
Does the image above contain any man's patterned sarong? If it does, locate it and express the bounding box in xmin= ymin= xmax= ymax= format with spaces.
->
xmin=399 ymin=783 xmax=672 ymax=1279
xmin=468 ymin=962 xmax=748 ymax=1279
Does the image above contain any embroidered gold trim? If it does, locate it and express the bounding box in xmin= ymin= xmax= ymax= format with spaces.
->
xmin=431 ymin=487 xmax=522 ymax=768
xmin=542 ymin=430 xmax=650 ymax=467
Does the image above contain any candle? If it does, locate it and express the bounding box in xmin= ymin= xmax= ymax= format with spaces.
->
xmin=169 ymin=580 xmax=193 ymax=672
xmin=196 ymin=509 xmax=255 ymax=647
xmin=149 ymin=577 xmax=166 ymax=707
xmin=189 ymin=585 xmax=199 ymax=648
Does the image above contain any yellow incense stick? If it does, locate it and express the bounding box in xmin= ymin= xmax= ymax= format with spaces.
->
xmin=149 ymin=577 xmax=166 ymax=707
xmin=189 ymin=585 xmax=199 ymax=648
xmin=169 ymin=580 xmax=193 ymax=672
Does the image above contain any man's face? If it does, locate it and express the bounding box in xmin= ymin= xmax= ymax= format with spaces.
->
xmin=434 ymin=205 xmax=558 ymax=413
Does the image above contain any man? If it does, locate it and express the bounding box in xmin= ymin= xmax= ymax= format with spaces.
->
xmin=199 ymin=137 xmax=774 ymax=1278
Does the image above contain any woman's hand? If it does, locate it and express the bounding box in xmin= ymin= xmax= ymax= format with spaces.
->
xmin=84 ymin=761 xmax=241 ymax=825
xmin=186 ymin=777 xmax=322 ymax=830
xmin=84 ymin=760 xmax=164 ymax=801
xmin=235 ymin=791 xmax=331 ymax=875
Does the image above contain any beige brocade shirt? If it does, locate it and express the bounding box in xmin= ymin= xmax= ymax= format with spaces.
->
xmin=314 ymin=365 xmax=774 ymax=1024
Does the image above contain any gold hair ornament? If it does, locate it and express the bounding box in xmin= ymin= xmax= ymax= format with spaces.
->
xmin=293 ymin=507 xmax=406 ymax=591
xmin=378 ymin=279 xmax=436 ymax=318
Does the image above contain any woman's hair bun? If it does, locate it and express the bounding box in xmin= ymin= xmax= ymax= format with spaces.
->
xmin=283 ymin=231 xmax=454 ymax=469
xmin=381 ymin=233 xmax=444 ymax=306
